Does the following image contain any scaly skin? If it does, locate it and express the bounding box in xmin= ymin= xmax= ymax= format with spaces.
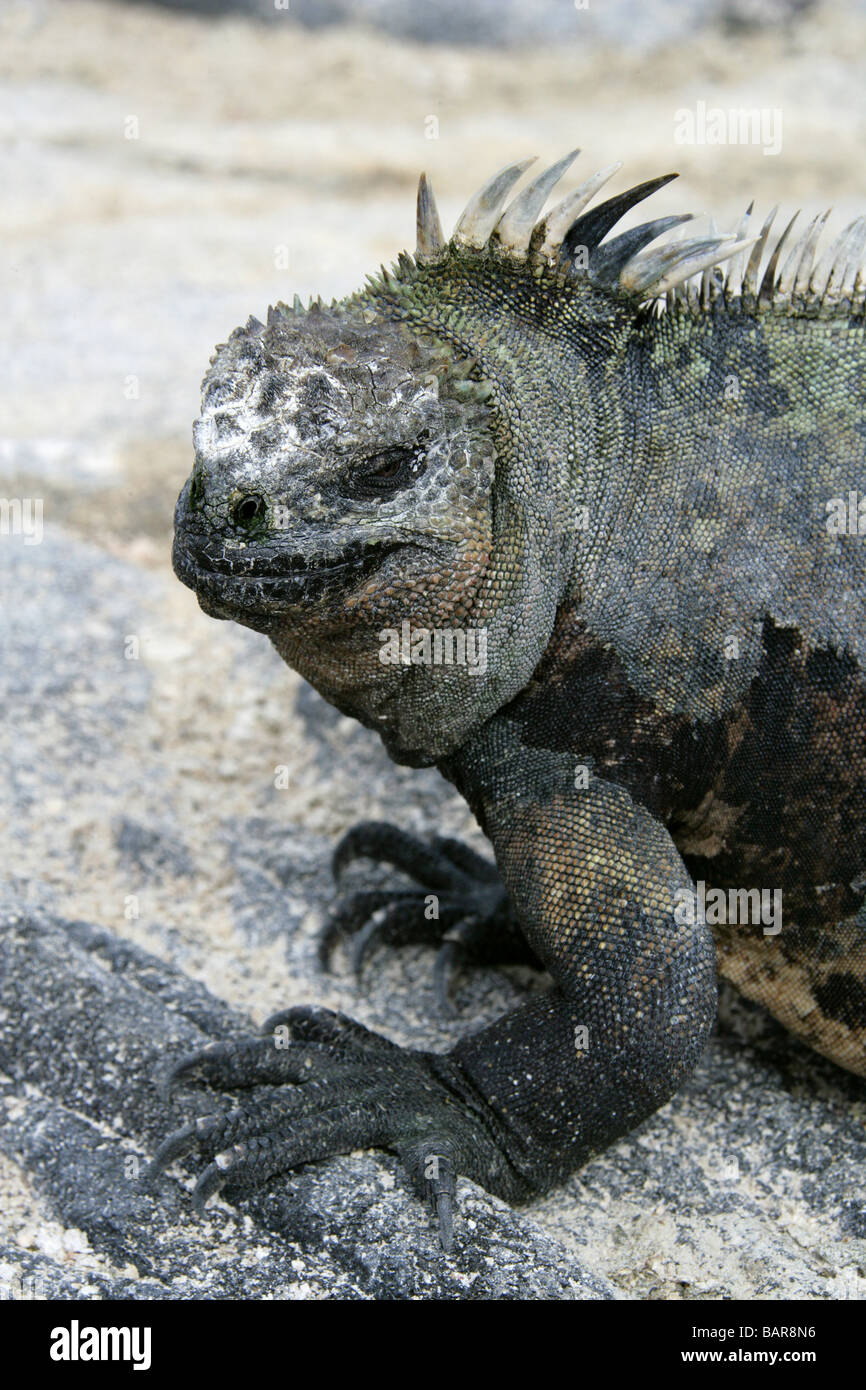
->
xmin=153 ymin=155 xmax=866 ymax=1246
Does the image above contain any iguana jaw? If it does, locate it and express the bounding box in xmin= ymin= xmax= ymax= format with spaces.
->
xmin=172 ymin=490 xmax=419 ymax=623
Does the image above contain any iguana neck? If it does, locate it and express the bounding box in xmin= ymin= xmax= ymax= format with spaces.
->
xmin=372 ymin=254 xmax=636 ymax=603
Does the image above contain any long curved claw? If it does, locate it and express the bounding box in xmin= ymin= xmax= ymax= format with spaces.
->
xmin=192 ymin=1157 xmax=232 ymax=1214
xmin=161 ymin=1039 xmax=263 ymax=1099
xmin=433 ymin=916 xmax=505 ymax=1015
xmin=433 ymin=939 xmax=463 ymax=1017
xmin=143 ymin=1121 xmax=199 ymax=1181
xmin=160 ymin=1041 xmax=243 ymax=1100
xmin=350 ymin=915 xmax=385 ymax=978
xmin=318 ymin=889 xmax=410 ymax=969
xmin=422 ymin=1149 xmax=457 ymax=1254
xmin=323 ymin=889 xmax=468 ymax=975
xmin=350 ymin=898 xmax=467 ymax=978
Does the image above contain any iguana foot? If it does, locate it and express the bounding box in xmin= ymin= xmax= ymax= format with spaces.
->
xmin=319 ymin=820 xmax=539 ymax=1010
xmin=145 ymin=1005 xmax=523 ymax=1250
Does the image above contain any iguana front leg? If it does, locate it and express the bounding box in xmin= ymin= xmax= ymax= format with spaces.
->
xmin=439 ymin=715 xmax=718 ymax=1189
xmin=148 ymin=716 xmax=716 ymax=1243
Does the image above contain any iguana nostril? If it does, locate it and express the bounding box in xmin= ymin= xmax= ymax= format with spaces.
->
xmin=189 ymin=470 xmax=206 ymax=510
xmin=232 ymin=494 xmax=268 ymax=529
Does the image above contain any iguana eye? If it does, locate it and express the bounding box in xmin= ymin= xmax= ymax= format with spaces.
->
xmin=232 ymin=493 xmax=268 ymax=530
xmin=365 ymin=450 xmax=410 ymax=482
xmin=350 ymin=432 xmax=430 ymax=497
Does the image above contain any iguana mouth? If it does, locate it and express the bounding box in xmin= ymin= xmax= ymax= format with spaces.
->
xmin=172 ymin=524 xmax=410 ymax=615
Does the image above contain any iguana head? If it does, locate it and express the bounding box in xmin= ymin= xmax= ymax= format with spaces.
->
xmin=173 ymin=299 xmax=501 ymax=762
xmin=174 ymin=151 xmax=754 ymax=762
xmin=174 ymin=300 xmax=496 ymax=621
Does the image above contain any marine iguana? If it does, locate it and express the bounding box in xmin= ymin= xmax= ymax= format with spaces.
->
xmin=155 ymin=151 xmax=866 ymax=1249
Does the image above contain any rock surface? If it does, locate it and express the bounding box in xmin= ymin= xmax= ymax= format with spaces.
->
xmin=111 ymin=0 xmax=843 ymax=51
xmin=1 ymin=0 xmax=865 ymax=1300
xmin=0 ymin=907 xmax=611 ymax=1299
